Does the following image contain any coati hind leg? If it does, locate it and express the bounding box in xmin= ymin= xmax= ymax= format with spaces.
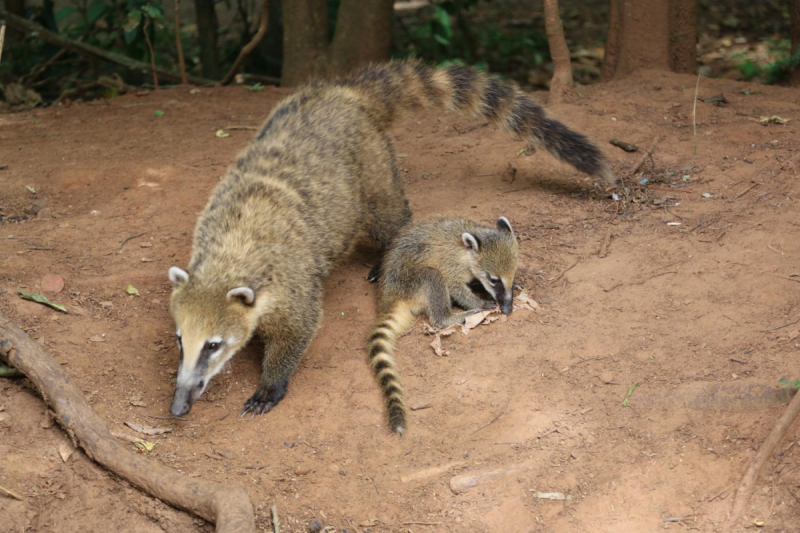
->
xmin=419 ymin=268 xmax=482 ymax=329
xmin=241 ymin=299 xmax=323 ymax=416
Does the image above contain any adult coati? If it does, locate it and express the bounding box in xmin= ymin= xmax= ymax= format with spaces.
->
xmin=167 ymin=59 xmax=613 ymax=417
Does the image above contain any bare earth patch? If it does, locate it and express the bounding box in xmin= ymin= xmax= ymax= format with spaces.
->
xmin=1 ymin=70 xmax=799 ymax=532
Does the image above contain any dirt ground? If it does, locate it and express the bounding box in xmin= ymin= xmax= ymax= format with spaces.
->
xmin=1 ymin=71 xmax=799 ymax=533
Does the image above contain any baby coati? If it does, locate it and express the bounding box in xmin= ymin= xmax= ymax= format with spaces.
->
xmin=368 ymin=216 xmax=518 ymax=434
xmin=167 ymin=59 xmax=610 ymax=418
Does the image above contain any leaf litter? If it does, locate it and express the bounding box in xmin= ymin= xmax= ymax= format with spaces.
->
xmin=426 ymin=291 xmax=539 ymax=356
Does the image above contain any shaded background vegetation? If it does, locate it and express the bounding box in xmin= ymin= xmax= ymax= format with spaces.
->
xmin=0 ymin=0 xmax=799 ymax=107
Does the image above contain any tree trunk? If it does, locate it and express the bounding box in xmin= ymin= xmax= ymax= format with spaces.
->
xmin=328 ymin=0 xmax=393 ymax=76
xmin=603 ymin=0 xmax=670 ymax=79
xmin=791 ymin=0 xmax=800 ymax=87
xmin=281 ymin=0 xmax=328 ymax=86
xmin=194 ymin=0 xmax=221 ymax=79
xmin=669 ymin=0 xmax=697 ymax=74
xmin=257 ymin=0 xmax=283 ymax=79
xmin=603 ymin=0 xmax=695 ymax=80
xmin=5 ymin=0 xmax=26 ymax=44
xmin=543 ymin=0 xmax=574 ymax=102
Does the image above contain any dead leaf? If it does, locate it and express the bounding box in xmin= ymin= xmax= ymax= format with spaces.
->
xmin=429 ymin=335 xmax=449 ymax=356
xmin=41 ymin=274 xmax=65 ymax=294
xmin=133 ymin=439 xmax=156 ymax=452
xmin=58 ymin=442 xmax=75 ymax=462
xmin=461 ymin=309 xmax=495 ymax=334
xmin=125 ymin=421 xmax=172 ymax=436
xmin=515 ymin=291 xmax=540 ymax=311
xmin=759 ymin=116 xmax=789 ymax=126
xmin=129 ymin=400 xmax=147 ymax=407
xmin=125 ymin=284 xmax=140 ymax=296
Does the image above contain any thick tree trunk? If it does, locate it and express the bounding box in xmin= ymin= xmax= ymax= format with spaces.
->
xmin=669 ymin=0 xmax=697 ymax=74
xmin=543 ymin=0 xmax=574 ymax=102
xmin=328 ymin=0 xmax=393 ymax=76
xmin=603 ymin=0 xmax=695 ymax=80
xmin=791 ymin=0 xmax=800 ymax=87
xmin=5 ymin=0 xmax=26 ymax=43
xmin=194 ymin=0 xmax=221 ymax=79
xmin=257 ymin=0 xmax=283 ymax=79
xmin=603 ymin=0 xmax=670 ymax=79
xmin=281 ymin=0 xmax=328 ymax=86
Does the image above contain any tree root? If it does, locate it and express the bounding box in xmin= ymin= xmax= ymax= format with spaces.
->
xmin=725 ymin=385 xmax=800 ymax=529
xmin=0 ymin=312 xmax=255 ymax=533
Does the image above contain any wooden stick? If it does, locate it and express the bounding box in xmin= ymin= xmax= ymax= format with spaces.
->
xmin=725 ymin=387 xmax=800 ymax=529
xmin=270 ymin=505 xmax=280 ymax=533
xmin=630 ymin=137 xmax=658 ymax=176
xmin=0 ymin=484 xmax=23 ymax=501
xmin=0 ymin=313 xmax=255 ymax=533
xmin=220 ymin=0 xmax=270 ymax=86
xmin=0 ymin=11 xmax=214 ymax=86
xmin=173 ymin=0 xmax=188 ymax=84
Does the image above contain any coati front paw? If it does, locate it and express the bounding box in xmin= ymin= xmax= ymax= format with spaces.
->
xmin=240 ymin=381 xmax=288 ymax=417
xmin=483 ymin=300 xmax=499 ymax=310
xmin=366 ymin=263 xmax=381 ymax=283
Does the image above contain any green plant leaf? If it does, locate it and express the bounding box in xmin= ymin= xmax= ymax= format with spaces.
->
xmin=435 ymin=6 xmax=452 ymax=38
xmin=142 ymin=4 xmax=163 ymax=20
xmin=123 ymin=9 xmax=142 ymax=34
xmin=246 ymin=83 xmax=264 ymax=92
xmin=18 ymin=289 xmax=68 ymax=313
xmin=55 ymin=6 xmax=79 ymax=23
xmin=87 ymin=0 xmax=108 ymax=26
xmin=125 ymin=284 xmax=140 ymax=296
xmin=154 ymin=110 xmax=164 ymax=117
xmin=434 ymin=34 xmax=450 ymax=47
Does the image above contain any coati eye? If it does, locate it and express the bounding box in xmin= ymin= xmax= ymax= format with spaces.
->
xmin=489 ymin=275 xmax=500 ymax=285
xmin=206 ymin=341 xmax=221 ymax=352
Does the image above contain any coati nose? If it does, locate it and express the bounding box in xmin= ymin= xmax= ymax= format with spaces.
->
xmin=169 ymin=388 xmax=193 ymax=417
xmin=501 ymin=296 xmax=513 ymax=316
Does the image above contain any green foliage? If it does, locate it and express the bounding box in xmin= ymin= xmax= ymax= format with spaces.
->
xmin=736 ymin=38 xmax=800 ymax=84
xmin=246 ymin=83 xmax=265 ymax=92
xmin=779 ymin=377 xmax=800 ymax=390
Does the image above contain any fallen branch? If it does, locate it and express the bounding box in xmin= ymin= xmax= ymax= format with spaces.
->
xmin=0 ymin=483 xmax=23 ymax=500
xmin=0 ymin=312 xmax=255 ymax=533
xmin=725 ymin=386 xmax=800 ymax=529
xmin=220 ymin=0 xmax=269 ymax=86
xmin=630 ymin=137 xmax=658 ymax=176
xmin=0 ymin=11 xmax=214 ymax=86
xmin=0 ymin=24 xmax=6 ymax=63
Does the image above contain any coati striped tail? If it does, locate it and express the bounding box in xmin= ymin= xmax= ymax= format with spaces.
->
xmin=367 ymin=303 xmax=416 ymax=435
xmin=336 ymin=60 xmax=615 ymax=185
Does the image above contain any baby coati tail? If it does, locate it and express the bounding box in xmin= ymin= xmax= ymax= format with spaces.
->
xmin=367 ymin=301 xmax=417 ymax=435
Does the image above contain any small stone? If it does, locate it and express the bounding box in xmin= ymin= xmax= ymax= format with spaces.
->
xmin=100 ymin=301 xmax=113 ymax=308
xmin=140 ymin=242 xmax=153 ymax=248
xmin=598 ymin=371 xmax=615 ymax=384
xmin=37 ymin=208 xmax=52 ymax=220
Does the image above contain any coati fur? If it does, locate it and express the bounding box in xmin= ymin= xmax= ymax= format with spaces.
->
xmin=368 ymin=216 xmax=518 ymax=434
xmin=167 ymin=59 xmax=611 ymax=417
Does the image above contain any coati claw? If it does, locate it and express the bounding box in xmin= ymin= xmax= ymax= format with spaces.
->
xmin=240 ymin=382 xmax=287 ymax=417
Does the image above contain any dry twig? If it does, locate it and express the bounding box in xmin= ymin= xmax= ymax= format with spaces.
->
xmin=630 ymin=137 xmax=659 ymax=176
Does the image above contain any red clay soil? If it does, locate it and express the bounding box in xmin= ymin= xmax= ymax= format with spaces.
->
xmin=1 ymin=71 xmax=799 ymax=532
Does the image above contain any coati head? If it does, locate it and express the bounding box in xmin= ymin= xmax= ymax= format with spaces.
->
xmin=462 ymin=216 xmax=519 ymax=315
xmin=166 ymin=266 xmax=268 ymax=416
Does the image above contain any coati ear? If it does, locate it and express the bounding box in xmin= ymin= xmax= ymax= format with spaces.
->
xmin=497 ymin=216 xmax=514 ymax=234
xmin=169 ymin=267 xmax=189 ymax=288
xmin=226 ymin=287 xmax=255 ymax=305
xmin=462 ymin=232 xmax=480 ymax=252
